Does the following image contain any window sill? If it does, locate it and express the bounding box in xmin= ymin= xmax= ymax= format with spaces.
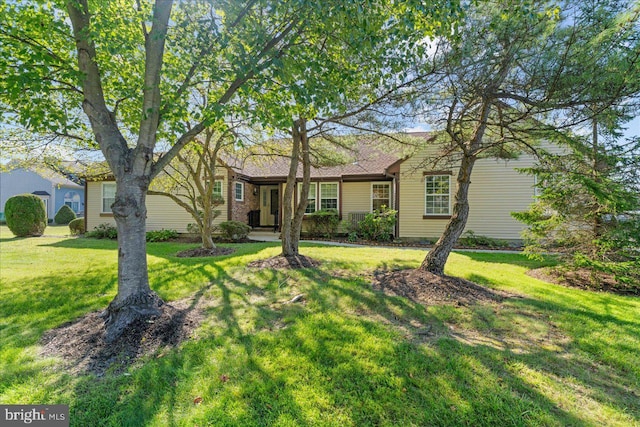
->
xmin=423 ymin=215 xmax=451 ymax=220
xmin=99 ymin=213 xmax=114 ymax=217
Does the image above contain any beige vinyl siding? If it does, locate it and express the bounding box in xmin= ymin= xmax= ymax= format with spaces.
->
xmin=86 ymin=182 xmax=117 ymax=232
xmin=398 ymin=147 xmax=537 ymax=240
xmin=86 ymin=178 xmax=228 ymax=233
xmin=341 ymin=182 xmax=371 ymax=215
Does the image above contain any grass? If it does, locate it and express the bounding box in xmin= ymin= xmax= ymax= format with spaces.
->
xmin=1 ymin=225 xmax=639 ymax=426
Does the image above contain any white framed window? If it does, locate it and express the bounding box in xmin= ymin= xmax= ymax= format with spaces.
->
xmin=234 ymin=182 xmax=244 ymax=201
xmin=320 ymin=182 xmax=339 ymax=211
xmin=297 ymin=182 xmax=317 ymax=214
xmin=213 ymin=181 xmax=223 ymax=198
xmin=102 ymin=182 xmax=116 ymax=213
xmin=425 ymin=175 xmax=450 ymax=215
xmin=371 ymin=182 xmax=392 ymax=212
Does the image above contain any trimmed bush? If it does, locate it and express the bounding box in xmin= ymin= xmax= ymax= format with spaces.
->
xmin=4 ymin=194 xmax=47 ymax=237
xmin=54 ymin=204 xmax=76 ymax=225
xmin=219 ymin=220 xmax=251 ymax=240
xmin=306 ymin=209 xmax=340 ymax=237
xmin=69 ymin=218 xmax=85 ymax=235
xmin=85 ymin=223 xmax=118 ymax=239
xmin=458 ymin=230 xmax=510 ymax=248
xmin=356 ymin=208 xmax=397 ymax=242
xmin=146 ymin=229 xmax=178 ymax=242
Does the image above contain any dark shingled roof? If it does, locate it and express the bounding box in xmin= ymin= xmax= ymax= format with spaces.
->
xmin=223 ymin=133 xmax=430 ymax=180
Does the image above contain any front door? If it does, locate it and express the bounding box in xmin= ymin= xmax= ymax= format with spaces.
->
xmin=260 ymin=185 xmax=279 ymax=226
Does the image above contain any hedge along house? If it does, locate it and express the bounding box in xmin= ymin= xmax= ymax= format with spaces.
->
xmin=84 ymin=132 xmax=541 ymax=241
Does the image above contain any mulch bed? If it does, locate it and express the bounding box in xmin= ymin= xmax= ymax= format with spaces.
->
xmin=175 ymin=247 xmax=236 ymax=258
xmin=39 ymin=298 xmax=207 ymax=376
xmin=527 ymin=267 xmax=639 ymax=296
xmin=371 ymin=268 xmax=513 ymax=306
xmin=248 ymin=254 xmax=321 ymax=269
xmin=302 ymin=236 xmax=523 ymax=251
xmin=168 ymin=236 xmax=261 ymax=244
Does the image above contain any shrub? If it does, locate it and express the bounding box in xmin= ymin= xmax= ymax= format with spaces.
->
xmin=219 ymin=220 xmax=251 ymax=240
xmin=4 ymin=194 xmax=47 ymax=237
xmin=54 ymin=204 xmax=76 ymax=225
xmin=356 ymin=208 xmax=397 ymax=242
xmin=85 ymin=223 xmax=118 ymax=239
xmin=69 ymin=218 xmax=85 ymax=235
xmin=306 ymin=209 xmax=340 ymax=237
xmin=146 ymin=229 xmax=178 ymax=242
xmin=458 ymin=230 xmax=510 ymax=248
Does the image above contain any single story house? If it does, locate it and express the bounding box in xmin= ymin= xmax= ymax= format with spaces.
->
xmin=85 ymin=133 xmax=539 ymax=241
xmin=0 ymin=167 xmax=85 ymax=220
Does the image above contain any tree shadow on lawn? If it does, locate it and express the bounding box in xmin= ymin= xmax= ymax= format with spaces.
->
xmin=13 ymin=241 xmax=636 ymax=424
xmin=64 ymin=261 xmax=633 ymax=426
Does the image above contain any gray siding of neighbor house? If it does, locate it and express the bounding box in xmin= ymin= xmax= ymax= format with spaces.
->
xmin=0 ymin=169 xmax=56 ymax=218
xmin=0 ymin=168 xmax=85 ymax=218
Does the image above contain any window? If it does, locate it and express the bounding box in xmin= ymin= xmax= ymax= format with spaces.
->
xmin=371 ymin=182 xmax=391 ymax=212
xmin=298 ymin=182 xmax=317 ymax=214
xmin=425 ymin=175 xmax=450 ymax=215
xmin=234 ymin=182 xmax=244 ymax=201
xmin=320 ymin=183 xmax=338 ymax=210
xmin=213 ymin=181 xmax=223 ymax=198
xmin=64 ymin=191 xmax=81 ymax=212
xmin=102 ymin=182 xmax=116 ymax=213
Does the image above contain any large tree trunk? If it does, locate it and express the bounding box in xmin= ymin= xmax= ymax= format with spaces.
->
xmin=281 ymin=128 xmax=300 ymax=256
xmin=289 ymin=119 xmax=311 ymax=254
xmin=103 ymin=177 xmax=162 ymax=342
xmin=281 ymin=118 xmax=311 ymax=256
xmin=420 ymin=154 xmax=477 ymax=275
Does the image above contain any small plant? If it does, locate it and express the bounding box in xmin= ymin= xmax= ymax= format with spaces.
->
xmin=458 ymin=230 xmax=510 ymax=248
xmin=85 ymin=223 xmax=118 ymax=239
xmin=356 ymin=207 xmax=397 ymax=242
xmin=306 ymin=209 xmax=340 ymax=237
xmin=69 ymin=218 xmax=85 ymax=235
xmin=219 ymin=220 xmax=251 ymax=240
xmin=54 ymin=204 xmax=76 ymax=225
xmin=146 ymin=229 xmax=179 ymax=242
xmin=186 ymin=223 xmax=200 ymax=234
xmin=4 ymin=193 xmax=47 ymax=237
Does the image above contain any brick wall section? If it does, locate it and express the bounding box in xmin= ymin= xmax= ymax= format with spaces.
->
xmin=230 ymin=180 xmax=259 ymax=224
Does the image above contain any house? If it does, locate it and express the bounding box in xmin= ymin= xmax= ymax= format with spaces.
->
xmin=84 ymin=133 xmax=539 ymax=241
xmin=0 ymin=166 xmax=85 ymax=221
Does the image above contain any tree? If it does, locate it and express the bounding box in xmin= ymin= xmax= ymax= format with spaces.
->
xmin=148 ymin=128 xmax=235 ymax=250
xmin=405 ymin=0 xmax=640 ymax=275
xmin=1 ymin=0 xmax=465 ymax=339
xmin=0 ymin=0 xmax=315 ymax=340
xmin=513 ymin=126 xmax=640 ymax=288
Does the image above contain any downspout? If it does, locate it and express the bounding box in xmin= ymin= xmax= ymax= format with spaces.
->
xmin=385 ymin=171 xmax=399 ymax=239
xmin=84 ymin=180 xmax=88 ymax=232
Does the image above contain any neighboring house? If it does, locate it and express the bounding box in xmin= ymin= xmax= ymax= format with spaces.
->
xmin=0 ymin=167 xmax=85 ymax=220
xmin=84 ymin=133 xmax=540 ymax=241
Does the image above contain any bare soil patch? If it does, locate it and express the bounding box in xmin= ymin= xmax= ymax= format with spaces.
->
xmin=175 ymin=247 xmax=235 ymax=258
xmin=528 ymin=267 xmax=639 ymax=296
xmin=248 ymin=254 xmax=321 ymax=269
xmin=371 ymin=268 xmax=513 ymax=306
xmin=40 ymin=297 xmax=208 ymax=376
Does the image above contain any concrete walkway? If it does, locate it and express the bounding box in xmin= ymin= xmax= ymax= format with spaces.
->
xmin=248 ymin=231 xmax=525 ymax=254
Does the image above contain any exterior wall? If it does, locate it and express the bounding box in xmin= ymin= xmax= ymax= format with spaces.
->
xmin=341 ymin=181 xmax=372 ymax=215
xmin=86 ymin=177 xmax=229 ymax=233
xmin=0 ymin=168 xmax=84 ymax=219
xmin=230 ymin=181 xmax=259 ymax=224
xmin=1 ymin=168 xmax=55 ymax=218
xmin=398 ymin=148 xmax=537 ymax=240
xmin=53 ymin=186 xmax=84 ymax=216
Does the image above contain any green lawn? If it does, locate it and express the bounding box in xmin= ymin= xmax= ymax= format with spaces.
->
xmin=1 ymin=226 xmax=639 ymax=426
